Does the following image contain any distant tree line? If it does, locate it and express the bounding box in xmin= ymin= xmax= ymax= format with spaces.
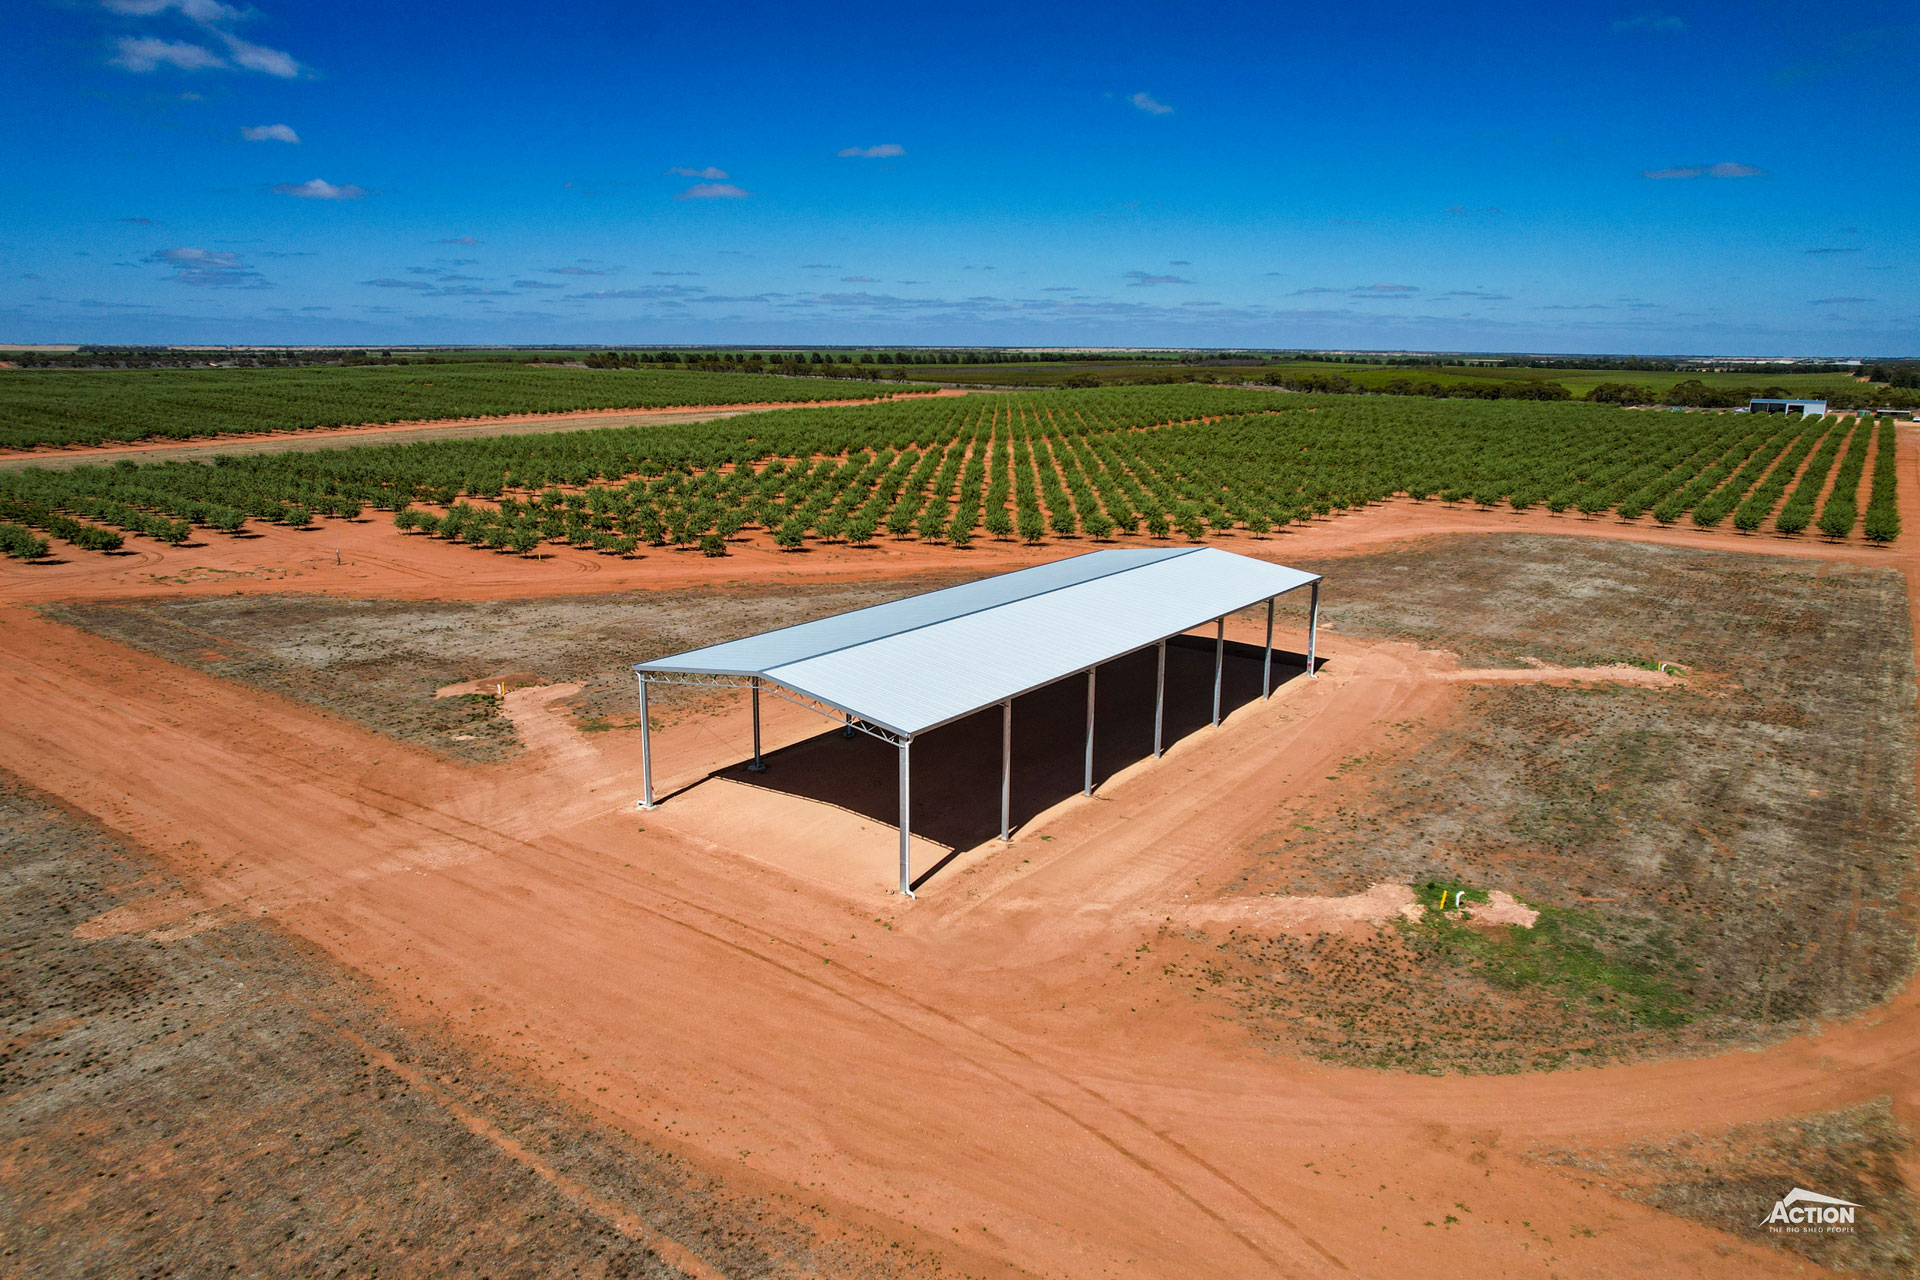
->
xmin=2 ymin=347 xmax=502 ymax=370
xmin=577 ymin=350 xmax=915 ymax=381
xmin=1262 ymin=371 xmax=1573 ymax=401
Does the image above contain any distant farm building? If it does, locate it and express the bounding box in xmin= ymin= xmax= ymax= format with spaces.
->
xmin=1750 ymin=398 xmax=1828 ymax=416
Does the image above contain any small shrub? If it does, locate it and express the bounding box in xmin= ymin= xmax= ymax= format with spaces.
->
xmin=0 ymin=521 xmax=48 ymax=560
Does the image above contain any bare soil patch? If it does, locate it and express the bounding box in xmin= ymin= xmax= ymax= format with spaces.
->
xmin=1176 ymin=533 xmax=1918 ymax=1072
xmin=0 ymin=772 xmax=945 ymax=1279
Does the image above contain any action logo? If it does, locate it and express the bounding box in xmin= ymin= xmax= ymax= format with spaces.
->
xmin=1761 ymin=1187 xmax=1861 ymax=1234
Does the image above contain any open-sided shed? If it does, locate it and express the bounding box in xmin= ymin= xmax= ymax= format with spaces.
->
xmin=1751 ymin=397 xmax=1829 ymax=416
xmin=634 ymin=546 xmax=1322 ymax=895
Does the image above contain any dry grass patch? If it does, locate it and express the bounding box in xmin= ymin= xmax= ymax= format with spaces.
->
xmin=1195 ymin=535 xmax=1918 ymax=1072
xmin=1533 ymin=1099 xmax=1917 ymax=1277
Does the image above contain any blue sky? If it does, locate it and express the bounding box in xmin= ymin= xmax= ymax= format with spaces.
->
xmin=4 ymin=0 xmax=1914 ymax=354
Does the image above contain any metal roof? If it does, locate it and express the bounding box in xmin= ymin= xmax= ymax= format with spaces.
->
xmin=635 ymin=546 xmax=1320 ymax=738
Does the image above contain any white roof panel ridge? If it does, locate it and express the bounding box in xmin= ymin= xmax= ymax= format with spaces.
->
xmin=635 ymin=545 xmax=1322 ymax=738
xmin=634 ymin=546 xmax=1203 ymax=676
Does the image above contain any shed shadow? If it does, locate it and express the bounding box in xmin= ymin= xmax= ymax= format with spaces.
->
xmin=711 ymin=637 xmax=1316 ymax=878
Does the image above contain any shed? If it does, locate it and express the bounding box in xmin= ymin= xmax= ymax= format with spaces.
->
xmin=1750 ymin=398 xmax=1829 ymax=416
xmin=633 ymin=546 xmax=1322 ymax=895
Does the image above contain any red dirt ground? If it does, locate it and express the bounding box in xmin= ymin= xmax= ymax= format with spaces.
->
xmin=2 ymin=425 xmax=1917 ymax=1277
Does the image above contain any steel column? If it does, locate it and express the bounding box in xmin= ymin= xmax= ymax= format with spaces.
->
xmin=1000 ymin=699 xmax=1013 ymax=842
xmin=1263 ymin=596 xmax=1275 ymax=699
xmin=1308 ymin=580 xmax=1321 ymax=677
xmin=637 ymin=674 xmax=655 ymax=810
xmin=1153 ymin=639 xmax=1166 ymax=758
xmin=748 ymin=678 xmax=766 ymax=772
xmin=897 ymin=740 xmax=914 ymax=898
xmin=1083 ymin=667 xmax=1097 ymax=795
xmin=1212 ymin=617 xmax=1225 ymax=727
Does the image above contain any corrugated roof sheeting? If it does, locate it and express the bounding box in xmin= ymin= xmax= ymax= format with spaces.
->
xmin=637 ymin=546 xmax=1197 ymax=676
xmin=635 ymin=546 xmax=1320 ymax=737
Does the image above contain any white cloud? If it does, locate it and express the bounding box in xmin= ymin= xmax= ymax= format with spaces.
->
xmin=273 ymin=178 xmax=367 ymax=200
xmin=677 ymin=182 xmax=751 ymax=199
xmin=1125 ymin=270 xmax=1192 ymax=286
xmin=1129 ymin=92 xmax=1172 ymax=115
xmin=1642 ymin=161 xmax=1767 ymax=179
xmin=112 ymin=36 xmax=224 ymax=72
xmin=241 ymin=123 xmax=300 ymax=143
xmin=836 ymin=144 xmax=905 ymax=158
xmin=668 ymin=166 xmax=729 ymax=179
xmin=146 ymin=246 xmax=269 ymax=288
xmin=436 ymin=235 xmax=480 ymax=245
xmin=104 ymin=1 xmax=303 ymax=78
xmin=106 ymin=0 xmax=244 ymax=21
xmin=217 ymin=32 xmax=299 ymax=77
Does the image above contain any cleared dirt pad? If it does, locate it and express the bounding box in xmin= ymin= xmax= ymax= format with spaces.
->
xmin=0 ymin=773 xmax=953 ymax=1280
xmin=1193 ymin=533 xmax=1918 ymax=1072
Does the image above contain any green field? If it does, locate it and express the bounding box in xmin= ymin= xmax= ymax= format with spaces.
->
xmin=0 ymin=365 xmax=930 ymax=450
xmin=0 ymin=389 xmax=1898 ymax=562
